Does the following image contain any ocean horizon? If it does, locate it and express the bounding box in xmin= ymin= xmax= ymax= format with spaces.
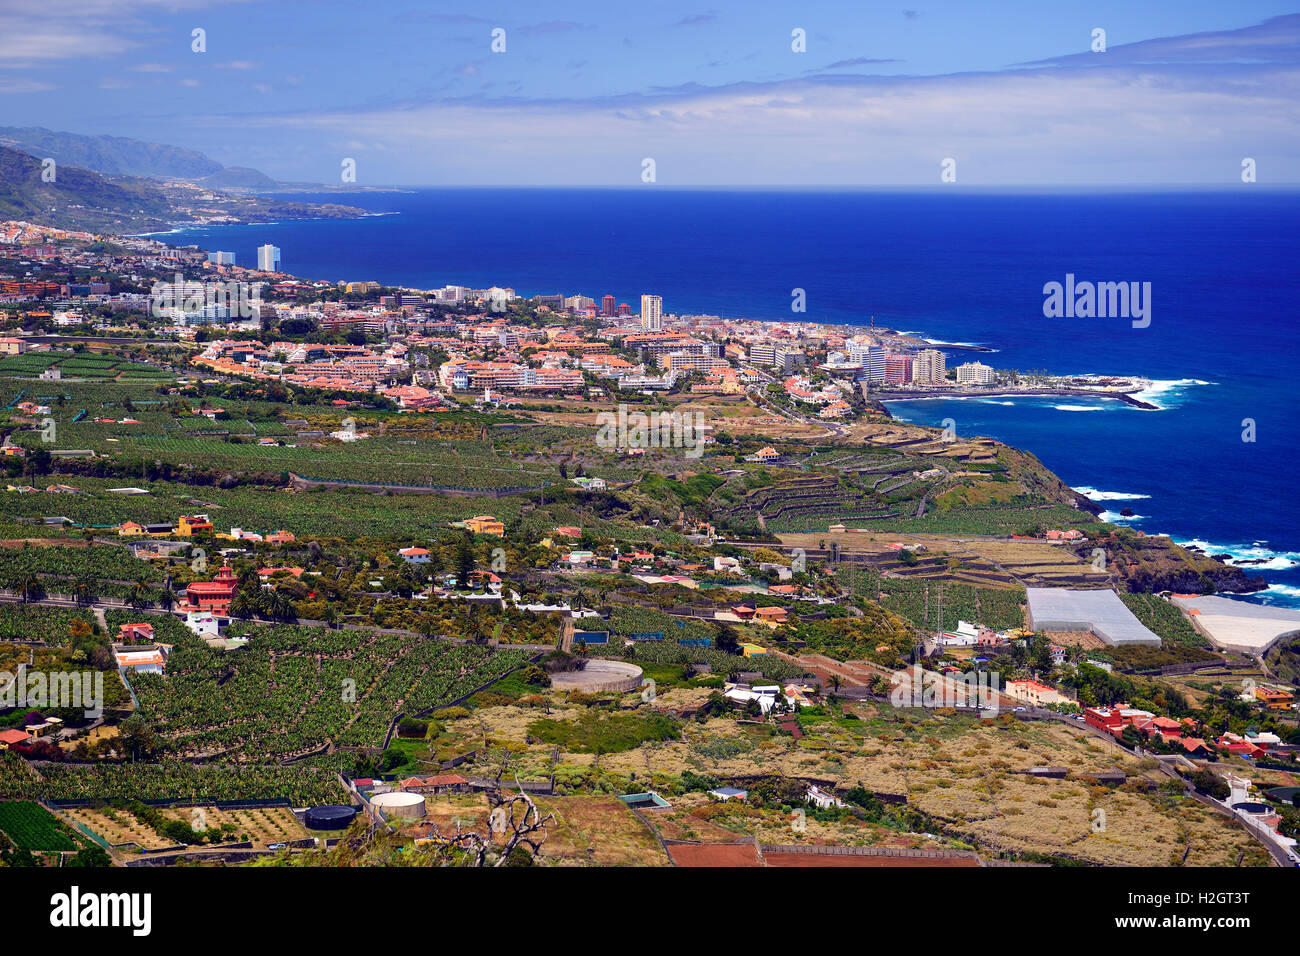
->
xmin=164 ymin=187 xmax=1300 ymax=608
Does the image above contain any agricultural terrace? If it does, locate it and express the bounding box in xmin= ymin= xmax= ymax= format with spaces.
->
xmin=14 ymin=427 xmax=557 ymax=492
xmin=0 ymin=800 xmax=79 ymax=851
xmin=0 ymin=351 xmax=172 ymax=382
xmin=706 ymin=439 xmax=1100 ymax=537
xmin=131 ymin=624 xmax=530 ymax=760
xmin=0 ymin=603 xmax=96 ymax=643
xmin=0 ymin=640 xmax=133 ymax=713
xmin=0 ymin=752 xmax=348 ymax=804
xmin=0 ymin=474 xmax=537 ymax=539
xmin=1119 ymin=593 xmax=1210 ymax=648
xmin=63 ymin=803 xmax=309 ymax=851
xmin=847 ymin=568 xmax=1027 ymax=633
xmin=0 ymin=543 xmax=162 ymax=589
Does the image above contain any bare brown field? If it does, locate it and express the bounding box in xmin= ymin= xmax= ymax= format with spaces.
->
xmin=535 ymin=796 xmax=668 ymax=866
xmin=762 ymin=849 xmax=980 ymax=867
xmin=1043 ymin=630 xmax=1109 ymax=650
xmin=63 ymin=805 xmax=308 ymax=850
xmin=429 ymin=690 xmax=1271 ymax=867
xmin=64 ymin=806 xmax=171 ymax=850
xmin=667 ymin=842 xmax=762 ymax=866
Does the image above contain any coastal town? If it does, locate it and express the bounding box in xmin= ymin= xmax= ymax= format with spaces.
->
xmin=0 ymin=213 xmax=1296 ymax=876
xmin=1 ymin=220 xmax=1154 ymax=417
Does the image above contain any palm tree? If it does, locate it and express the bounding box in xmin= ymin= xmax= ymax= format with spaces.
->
xmin=269 ymin=589 xmax=296 ymax=621
xmin=20 ymin=574 xmax=43 ymax=604
xmin=73 ymin=577 xmax=94 ymax=606
xmin=128 ymin=580 xmax=151 ymax=610
xmin=228 ymin=592 xmax=254 ymax=619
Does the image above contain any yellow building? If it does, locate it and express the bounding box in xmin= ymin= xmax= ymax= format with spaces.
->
xmin=464 ymin=515 xmax=505 ymax=537
xmin=117 ymin=521 xmax=145 ymax=537
xmin=176 ymin=515 xmax=214 ymax=536
xmin=739 ymin=642 xmax=768 ymax=657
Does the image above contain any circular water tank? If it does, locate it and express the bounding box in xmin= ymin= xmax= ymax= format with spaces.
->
xmin=304 ymin=805 xmax=360 ymax=830
xmin=371 ymin=791 xmax=427 ymax=819
xmin=550 ymin=659 xmax=644 ymax=694
xmin=1231 ymin=801 xmax=1270 ymax=814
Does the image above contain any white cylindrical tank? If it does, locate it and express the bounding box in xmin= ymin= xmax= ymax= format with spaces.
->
xmin=371 ymin=791 xmax=427 ymax=819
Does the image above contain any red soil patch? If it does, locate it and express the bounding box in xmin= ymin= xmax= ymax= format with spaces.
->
xmin=667 ymin=842 xmax=762 ymax=867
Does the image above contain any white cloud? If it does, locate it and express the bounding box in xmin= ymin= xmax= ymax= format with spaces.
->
xmin=0 ymin=0 xmax=254 ymax=66
xmin=193 ymin=59 xmax=1300 ymax=184
xmin=0 ymin=79 xmax=56 ymax=93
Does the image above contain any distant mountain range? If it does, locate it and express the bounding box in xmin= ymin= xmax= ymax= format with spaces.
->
xmin=0 ymin=142 xmax=369 ymax=234
xmin=0 ymin=126 xmax=278 ymax=188
xmin=0 ymin=144 xmax=175 ymax=232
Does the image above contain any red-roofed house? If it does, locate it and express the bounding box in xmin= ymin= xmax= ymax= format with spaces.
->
xmin=1005 ymin=679 xmax=1070 ymax=706
xmin=117 ymin=622 xmax=155 ymax=643
xmin=186 ymin=564 xmax=237 ymax=614
xmin=1150 ymin=716 xmax=1183 ymax=740
xmin=398 ymin=774 xmax=470 ymax=794
xmin=1084 ymin=705 xmax=1155 ymax=737
xmin=1217 ymin=734 xmax=1262 ymax=759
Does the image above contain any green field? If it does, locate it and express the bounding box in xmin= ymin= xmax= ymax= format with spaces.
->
xmin=0 ymin=752 xmax=349 ymax=804
xmin=132 ymin=623 xmax=531 ymax=759
xmin=0 ymin=800 xmax=78 ymax=850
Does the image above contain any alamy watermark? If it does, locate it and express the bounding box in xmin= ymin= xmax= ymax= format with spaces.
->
xmin=890 ymin=663 xmax=1000 ymax=717
xmin=595 ymin=404 xmax=706 ymax=458
xmin=150 ymin=274 xmax=263 ymax=321
xmin=50 ymin=886 xmax=151 ymax=936
xmin=1042 ymin=273 xmax=1151 ymax=328
xmin=1 ymin=665 xmax=104 ymax=718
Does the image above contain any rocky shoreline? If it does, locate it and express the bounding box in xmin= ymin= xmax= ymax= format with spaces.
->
xmin=877 ymin=386 xmax=1158 ymax=411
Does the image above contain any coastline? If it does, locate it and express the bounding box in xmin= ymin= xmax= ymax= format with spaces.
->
xmin=126 ymin=217 xmax=1290 ymax=608
xmin=876 ymin=386 xmax=1158 ymax=411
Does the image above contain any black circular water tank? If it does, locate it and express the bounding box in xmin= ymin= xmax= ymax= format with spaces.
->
xmin=304 ymin=805 xmax=359 ymax=830
xmin=1230 ymin=802 xmax=1270 ymax=814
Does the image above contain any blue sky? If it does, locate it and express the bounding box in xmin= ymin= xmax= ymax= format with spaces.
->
xmin=2 ymin=1 xmax=1298 ymax=184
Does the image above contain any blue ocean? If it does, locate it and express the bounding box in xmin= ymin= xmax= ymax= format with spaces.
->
xmin=162 ymin=188 xmax=1300 ymax=606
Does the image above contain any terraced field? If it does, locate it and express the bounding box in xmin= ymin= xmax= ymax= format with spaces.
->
xmin=131 ymin=624 xmax=531 ymax=760
xmin=848 ymin=568 xmax=1027 ymax=632
xmin=0 ymin=475 xmax=531 ymax=539
xmin=65 ymin=803 xmax=309 ymax=850
xmin=0 ymin=352 xmax=171 ymax=382
xmin=0 ymin=799 xmax=78 ymax=850
xmin=0 ymin=752 xmax=348 ymax=804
